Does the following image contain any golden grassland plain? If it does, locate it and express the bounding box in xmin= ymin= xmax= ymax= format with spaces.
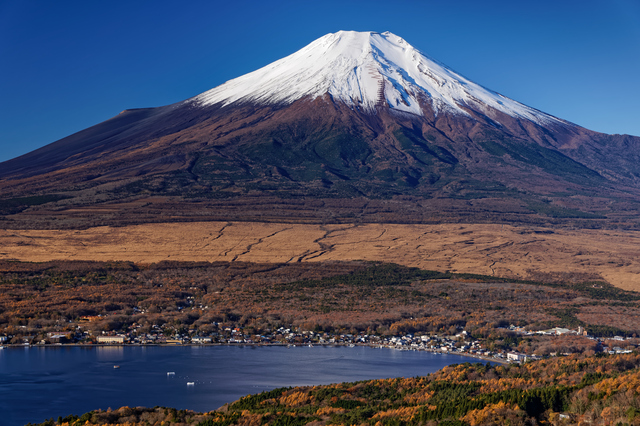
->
xmin=1 ymin=222 xmax=639 ymax=291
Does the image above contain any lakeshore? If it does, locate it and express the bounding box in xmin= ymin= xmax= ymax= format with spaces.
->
xmin=2 ymin=340 xmax=509 ymax=365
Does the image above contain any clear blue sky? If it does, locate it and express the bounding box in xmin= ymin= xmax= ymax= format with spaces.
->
xmin=1 ymin=0 xmax=639 ymax=163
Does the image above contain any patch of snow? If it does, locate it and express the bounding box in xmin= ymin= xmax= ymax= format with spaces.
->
xmin=193 ymin=31 xmax=565 ymax=126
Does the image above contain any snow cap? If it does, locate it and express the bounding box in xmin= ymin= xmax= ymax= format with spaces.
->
xmin=194 ymin=30 xmax=560 ymax=125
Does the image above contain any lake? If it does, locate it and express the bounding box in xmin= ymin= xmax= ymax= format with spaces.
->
xmin=0 ymin=345 xmax=489 ymax=425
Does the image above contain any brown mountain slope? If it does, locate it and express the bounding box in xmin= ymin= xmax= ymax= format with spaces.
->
xmin=2 ymin=97 xmax=640 ymax=230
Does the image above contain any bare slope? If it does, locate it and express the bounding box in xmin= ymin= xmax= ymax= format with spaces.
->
xmin=2 ymin=222 xmax=639 ymax=291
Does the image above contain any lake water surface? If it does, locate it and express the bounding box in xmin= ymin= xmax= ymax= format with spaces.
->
xmin=0 ymin=345 xmax=487 ymax=425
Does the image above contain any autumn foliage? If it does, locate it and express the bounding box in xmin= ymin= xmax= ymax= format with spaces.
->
xmin=2 ymin=260 xmax=639 ymax=347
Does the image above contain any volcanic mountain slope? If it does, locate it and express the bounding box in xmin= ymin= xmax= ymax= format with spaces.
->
xmin=2 ymin=30 xmax=640 ymax=228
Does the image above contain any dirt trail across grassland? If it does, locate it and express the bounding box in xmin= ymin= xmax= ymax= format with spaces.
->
xmin=1 ymin=222 xmax=639 ymax=291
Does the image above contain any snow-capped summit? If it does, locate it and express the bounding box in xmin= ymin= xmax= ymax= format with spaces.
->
xmin=194 ymin=30 xmax=563 ymax=126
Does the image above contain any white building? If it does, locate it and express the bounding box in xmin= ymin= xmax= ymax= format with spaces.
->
xmin=507 ymin=352 xmax=527 ymax=363
xmin=192 ymin=337 xmax=213 ymax=344
xmin=96 ymin=335 xmax=126 ymax=344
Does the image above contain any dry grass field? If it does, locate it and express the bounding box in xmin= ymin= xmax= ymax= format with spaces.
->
xmin=1 ymin=221 xmax=639 ymax=291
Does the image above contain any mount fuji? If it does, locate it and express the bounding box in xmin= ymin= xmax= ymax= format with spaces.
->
xmin=2 ymin=31 xmax=640 ymax=228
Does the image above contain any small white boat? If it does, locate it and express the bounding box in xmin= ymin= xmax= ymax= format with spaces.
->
xmin=167 ymin=372 xmax=175 ymax=376
xmin=187 ymin=382 xmax=195 ymax=386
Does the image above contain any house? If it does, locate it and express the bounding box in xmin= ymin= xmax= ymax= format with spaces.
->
xmin=96 ymin=335 xmax=126 ymax=344
xmin=47 ymin=332 xmax=73 ymax=343
xmin=507 ymin=352 xmax=528 ymax=363
xmin=537 ymin=327 xmax=574 ymax=336
xmin=192 ymin=336 xmax=213 ymax=344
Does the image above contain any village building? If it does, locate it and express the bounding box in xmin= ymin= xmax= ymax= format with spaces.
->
xmin=47 ymin=331 xmax=74 ymax=343
xmin=192 ymin=336 xmax=213 ymax=344
xmin=507 ymin=352 xmax=528 ymax=363
xmin=96 ymin=335 xmax=126 ymax=344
